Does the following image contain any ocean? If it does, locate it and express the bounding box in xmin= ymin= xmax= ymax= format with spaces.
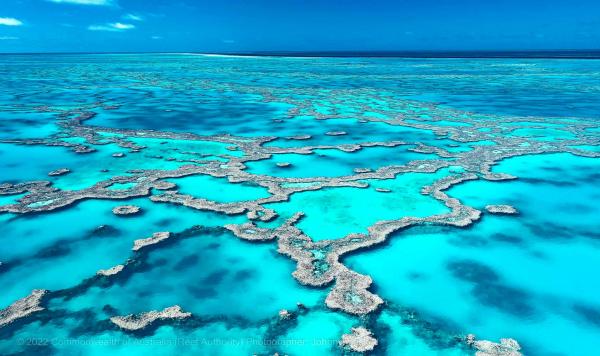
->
xmin=0 ymin=53 xmax=599 ymax=355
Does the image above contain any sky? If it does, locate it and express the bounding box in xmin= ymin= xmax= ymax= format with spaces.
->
xmin=0 ymin=0 xmax=599 ymax=53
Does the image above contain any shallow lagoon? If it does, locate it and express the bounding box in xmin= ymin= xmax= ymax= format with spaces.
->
xmin=165 ymin=174 xmax=271 ymax=203
xmin=246 ymin=145 xmax=438 ymax=178
xmin=262 ymin=118 xmax=447 ymax=148
xmin=266 ymin=169 xmax=450 ymax=240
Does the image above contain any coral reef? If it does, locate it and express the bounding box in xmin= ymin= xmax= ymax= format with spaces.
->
xmin=339 ymin=327 xmax=378 ymax=352
xmin=467 ymin=334 xmax=522 ymax=356
xmin=132 ymin=232 xmax=171 ymax=251
xmin=112 ymin=205 xmax=141 ymax=216
xmin=96 ymin=264 xmax=125 ymax=276
xmin=110 ymin=306 xmax=191 ymax=331
xmin=1 ymin=55 xmax=599 ymax=355
xmin=48 ymin=168 xmax=70 ymax=176
xmin=485 ymin=205 xmax=519 ymax=215
xmin=0 ymin=290 xmax=47 ymax=328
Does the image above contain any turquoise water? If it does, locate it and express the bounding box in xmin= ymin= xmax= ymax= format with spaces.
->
xmin=262 ymin=118 xmax=446 ymax=148
xmin=165 ymin=174 xmax=271 ymax=203
xmin=0 ymin=111 xmax=59 ymax=139
xmin=1 ymin=54 xmax=599 ymax=355
xmin=0 ymin=198 xmax=245 ymax=308
xmin=345 ymin=153 xmax=600 ymax=356
xmin=0 ymin=192 xmax=26 ymax=206
xmin=245 ymin=146 xmax=438 ymax=178
xmin=0 ymin=142 xmax=88 ymax=183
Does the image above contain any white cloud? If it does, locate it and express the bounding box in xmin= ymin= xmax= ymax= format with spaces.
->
xmin=123 ymin=14 xmax=143 ymax=21
xmin=111 ymin=22 xmax=134 ymax=30
xmin=48 ymin=0 xmax=114 ymax=5
xmin=88 ymin=22 xmax=135 ymax=32
xmin=151 ymin=35 xmax=163 ymax=40
xmin=0 ymin=36 xmax=19 ymax=40
xmin=0 ymin=17 xmax=23 ymax=26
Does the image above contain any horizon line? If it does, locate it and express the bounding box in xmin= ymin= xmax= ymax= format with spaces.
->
xmin=1 ymin=49 xmax=600 ymax=59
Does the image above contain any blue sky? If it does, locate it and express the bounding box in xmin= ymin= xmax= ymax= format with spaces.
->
xmin=1 ymin=0 xmax=599 ymax=53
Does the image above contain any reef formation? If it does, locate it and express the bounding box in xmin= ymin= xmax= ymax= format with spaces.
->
xmin=0 ymin=54 xmax=599 ymax=355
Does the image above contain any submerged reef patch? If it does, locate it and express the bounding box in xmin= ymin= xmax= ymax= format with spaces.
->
xmin=47 ymin=168 xmax=70 ymax=177
xmin=339 ymin=327 xmax=378 ymax=352
xmin=0 ymin=290 xmax=48 ymax=328
xmin=110 ymin=305 xmax=191 ymax=331
xmin=112 ymin=205 xmax=141 ymax=216
xmin=485 ymin=204 xmax=518 ymax=215
xmin=132 ymin=232 xmax=171 ymax=251
xmin=467 ymin=334 xmax=522 ymax=356
xmin=96 ymin=264 xmax=125 ymax=277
